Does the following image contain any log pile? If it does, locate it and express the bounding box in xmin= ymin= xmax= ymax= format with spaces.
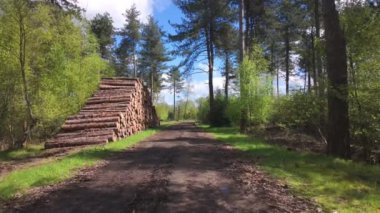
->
xmin=45 ymin=78 xmax=159 ymax=149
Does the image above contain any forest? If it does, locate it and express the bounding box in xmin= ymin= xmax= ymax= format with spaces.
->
xmin=170 ymin=0 xmax=380 ymax=162
xmin=0 ymin=0 xmax=380 ymax=212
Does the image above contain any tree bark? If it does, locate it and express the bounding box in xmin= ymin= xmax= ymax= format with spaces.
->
xmin=17 ymin=3 xmax=35 ymax=146
xmin=224 ymin=53 xmax=229 ymax=101
xmin=239 ymin=0 xmax=248 ymax=133
xmin=205 ymin=24 xmax=214 ymax=124
xmin=239 ymin=0 xmax=245 ymax=63
xmin=284 ymin=26 xmax=290 ymax=95
xmin=173 ymin=78 xmax=176 ymax=121
xmin=322 ymin=0 xmax=350 ymax=158
xmin=315 ymin=0 xmax=323 ymax=95
xmin=276 ymin=67 xmax=280 ymax=97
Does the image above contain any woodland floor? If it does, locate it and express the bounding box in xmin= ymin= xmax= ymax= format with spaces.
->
xmin=5 ymin=122 xmax=318 ymax=213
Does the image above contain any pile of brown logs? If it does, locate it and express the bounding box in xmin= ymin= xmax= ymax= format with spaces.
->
xmin=45 ymin=77 xmax=159 ymax=149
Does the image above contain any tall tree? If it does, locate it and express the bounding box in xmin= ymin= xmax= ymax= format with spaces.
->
xmin=139 ymin=16 xmax=169 ymax=102
xmin=166 ymin=67 xmax=184 ymax=121
xmin=117 ymin=4 xmax=140 ymax=77
xmin=215 ymin=23 xmax=237 ymax=101
xmin=276 ymin=0 xmax=307 ymax=95
xmin=2 ymin=0 xmax=36 ymax=145
xmin=239 ymin=0 xmax=248 ymax=132
xmin=170 ymin=0 xmax=232 ymax=125
xmin=90 ymin=13 xmax=114 ymax=59
xmin=322 ymin=0 xmax=350 ymax=158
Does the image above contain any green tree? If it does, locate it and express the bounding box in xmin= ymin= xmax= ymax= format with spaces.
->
xmin=91 ymin=13 xmax=114 ymax=59
xmin=215 ymin=23 xmax=237 ymax=101
xmin=239 ymin=43 xmax=272 ymax=126
xmin=116 ymin=4 xmax=141 ymax=77
xmin=139 ymin=16 xmax=169 ymax=102
xmin=0 ymin=1 xmax=109 ymax=148
xmin=170 ymin=0 xmax=233 ymax=125
xmin=166 ymin=67 xmax=184 ymax=120
xmin=342 ymin=3 xmax=380 ymax=160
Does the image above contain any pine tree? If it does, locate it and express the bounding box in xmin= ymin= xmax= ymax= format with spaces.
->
xmin=117 ymin=4 xmax=140 ymax=77
xmin=215 ymin=23 xmax=237 ymax=101
xmin=166 ymin=67 xmax=184 ymax=121
xmin=170 ymin=0 xmax=233 ymax=126
xmin=139 ymin=16 xmax=169 ymax=102
xmin=90 ymin=13 xmax=114 ymax=60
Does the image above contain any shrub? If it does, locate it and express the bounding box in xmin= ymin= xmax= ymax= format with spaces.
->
xmin=271 ymin=92 xmax=324 ymax=131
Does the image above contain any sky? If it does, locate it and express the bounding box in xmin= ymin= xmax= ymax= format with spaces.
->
xmin=77 ymin=0 xmax=304 ymax=105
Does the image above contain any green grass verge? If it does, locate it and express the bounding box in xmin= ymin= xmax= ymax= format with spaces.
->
xmin=0 ymin=125 xmax=169 ymax=200
xmin=200 ymin=125 xmax=380 ymax=213
xmin=0 ymin=144 xmax=44 ymax=161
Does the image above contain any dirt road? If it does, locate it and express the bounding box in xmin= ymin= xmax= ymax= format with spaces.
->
xmin=9 ymin=123 xmax=317 ymax=213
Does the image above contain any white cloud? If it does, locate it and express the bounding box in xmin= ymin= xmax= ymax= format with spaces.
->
xmin=77 ymin=0 xmax=154 ymax=28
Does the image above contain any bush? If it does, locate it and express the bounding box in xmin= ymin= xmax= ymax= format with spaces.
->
xmin=271 ymin=92 xmax=324 ymax=131
xmin=196 ymin=97 xmax=210 ymax=124
xmin=155 ymin=103 xmax=171 ymax=121
xmin=209 ymin=90 xmax=230 ymax=127
xmin=226 ymin=96 xmax=241 ymax=126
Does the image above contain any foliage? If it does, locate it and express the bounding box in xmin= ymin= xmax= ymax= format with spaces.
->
xmin=271 ymin=92 xmax=325 ymax=130
xmin=239 ymin=43 xmax=273 ymax=125
xmin=342 ymin=4 xmax=380 ymax=158
xmin=225 ymin=96 xmax=241 ymax=126
xmin=196 ymin=97 xmax=210 ymax=124
xmin=155 ymin=102 xmax=171 ymax=121
xmin=116 ymin=4 xmax=141 ymax=76
xmin=209 ymin=90 xmax=230 ymax=126
xmin=90 ymin=12 xmax=114 ymax=59
xmin=139 ymin=16 xmax=169 ymax=100
xmin=0 ymin=1 xmax=112 ymax=147
xmin=202 ymin=125 xmax=380 ymax=212
xmin=175 ymin=100 xmax=198 ymax=121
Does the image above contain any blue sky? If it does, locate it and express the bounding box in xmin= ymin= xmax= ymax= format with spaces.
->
xmin=77 ymin=0 xmax=304 ymax=104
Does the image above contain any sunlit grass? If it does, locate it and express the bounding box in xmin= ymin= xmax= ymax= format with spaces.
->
xmin=0 ymin=126 xmax=165 ymax=200
xmin=201 ymin=125 xmax=380 ymax=213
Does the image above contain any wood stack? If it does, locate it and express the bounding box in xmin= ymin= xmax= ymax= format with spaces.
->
xmin=45 ymin=77 xmax=159 ymax=149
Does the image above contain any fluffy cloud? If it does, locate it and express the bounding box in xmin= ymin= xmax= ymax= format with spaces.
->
xmin=77 ymin=0 xmax=154 ymax=28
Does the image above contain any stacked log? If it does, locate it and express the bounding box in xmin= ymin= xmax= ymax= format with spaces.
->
xmin=45 ymin=77 xmax=159 ymax=149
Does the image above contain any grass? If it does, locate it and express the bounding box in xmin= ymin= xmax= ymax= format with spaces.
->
xmin=0 ymin=123 xmax=172 ymax=200
xmin=200 ymin=125 xmax=380 ymax=213
xmin=0 ymin=144 xmax=44 ymax=161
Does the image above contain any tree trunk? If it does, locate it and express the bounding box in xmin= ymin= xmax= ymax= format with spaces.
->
xmin=224 ymin=53 xmax=229 ymax=101
xmin=315 ymin=0 xmax=323 ymax=95
xmin=285 ymin=26 xmax=290 ymax=95
xmin=173 ymin=79 xmax=176 ymax=121
xmin=311 ymin=30 xmax=317 ymax=92
xmin=239 ymin=0 xmax=248 ymax=133
xmin=151 ymin=71 xmax=154 ymax=103
xmin=239 ymin=0 xmax=245 ymax=62
xmin=322 ymin=0 xmax=350 ymax=158
xmin=205 ymin=24 xmax=214 ymax=125
xmin=276 ymin=67 xmax=280 ymax=97
xmin=315 ymin=0 xmax=326 ymax=131
xmin=18 ymin=7 xmax=34 ymax=147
